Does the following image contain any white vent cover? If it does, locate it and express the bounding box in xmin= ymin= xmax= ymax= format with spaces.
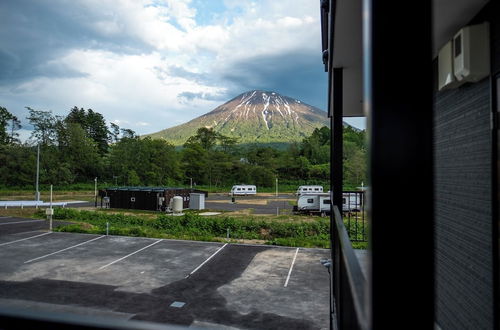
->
xmin=453 ymin=22 xmax=490 ymax=82
xmin=438 ymin=41 xmax=461 ymax=91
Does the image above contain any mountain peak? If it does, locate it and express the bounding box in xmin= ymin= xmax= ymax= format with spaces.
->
xmin=147 ymin=90 xmax=329 ymax=145
xmin=229 ymin=90 xmax=303 ymax=106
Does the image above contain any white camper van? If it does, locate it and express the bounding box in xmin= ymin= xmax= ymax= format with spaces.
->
xmin=230 ymin=185 xmax=257 ymax=196
xmin=342 ymin=192 xmax=362 ymax=212
xmin=296 ymin=193 xmax=331 ymax=213
xmin=296 ymin=185 xmax=324 ymax=195
xmin=295 ymin=192 xmax=363 ymax=214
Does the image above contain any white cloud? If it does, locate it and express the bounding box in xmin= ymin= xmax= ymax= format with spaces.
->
xmin=1 ymin=0 xmax=325 ymax=136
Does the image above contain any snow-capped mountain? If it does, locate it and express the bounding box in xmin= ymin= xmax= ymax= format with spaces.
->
xmin=147 ymin=90 xmax=329 ymax=145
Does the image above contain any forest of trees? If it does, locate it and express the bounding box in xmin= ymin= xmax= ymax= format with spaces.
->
xmin=0 ymin=106 xmax=366 ymax=189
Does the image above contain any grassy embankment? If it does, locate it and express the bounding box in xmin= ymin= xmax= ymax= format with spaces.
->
xmin=38 ymin=208 xmax=333 ymax=248
xmin=0 ymin=206 xmax=367 ymax=249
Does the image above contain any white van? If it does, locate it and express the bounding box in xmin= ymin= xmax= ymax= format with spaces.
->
xmin=230 ymin=185 xmax=257 ymax=196
xmin=296 ymin=193 xmax=331 ymax=213
xmin=295 ymin=192 xmax=363 ymax=214
xmin=296 ymin=185 xmax=324 ymax=195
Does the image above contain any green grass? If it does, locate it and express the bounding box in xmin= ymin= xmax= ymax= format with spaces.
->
xmin=37 ymin=208 xmax=332 ymax=248
xmin=30 ymin=208 xmax=368 ymax=249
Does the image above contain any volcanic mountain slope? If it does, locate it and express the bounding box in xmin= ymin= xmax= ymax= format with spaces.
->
xmin=147 ymin=90 xmax=330 ymax=145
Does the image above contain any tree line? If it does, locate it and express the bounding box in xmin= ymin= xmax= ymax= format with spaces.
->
xmin=0 ymin=106 xmax=366 ymax=189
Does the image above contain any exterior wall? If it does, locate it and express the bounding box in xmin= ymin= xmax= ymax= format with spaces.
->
xmin=434 ymin=78 xmax=492 ymax=329
xmin=433 ymin=3 xmax=497 ymax=328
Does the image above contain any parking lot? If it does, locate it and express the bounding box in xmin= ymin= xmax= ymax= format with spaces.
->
xmin=204 ymin=194 xmax=295 ymax=215
xmin=0 ymin=216 xmax=330 ymax=329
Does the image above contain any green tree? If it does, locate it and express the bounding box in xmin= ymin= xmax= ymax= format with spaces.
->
xmin=181 ymin=143 xmax=208 ymax=185
xmin=109 ymin=123 xmax=120 ymax=143
xmin=185 ymin=127 xmax=219 ymax=151
xmin=121 ymin=128 xmax=136 ymax=139
xmin=59 ymin=123 xmax=102 ymax=181
xmin=108 ymin=136 xmax=180 ymax=186
xmin=0 ymin=144 xmax=36 ymax=186
xmin=26 ymin=107 xmax=59 ymax=145
xmin=66 ymin=107 xmax=110 ymax=155
xmin=0 ymin=107 xmax=15 ymax=145
xmin=127 ymin=170 xmax=141 ymax=186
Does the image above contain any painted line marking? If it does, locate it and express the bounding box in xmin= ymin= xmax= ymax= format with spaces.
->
xmin=24 ymin=235 xmax=105 ymax=264
xmin=0 ymin=216 xmax=12 ymax=219
xmin=186 ymin=243 xmax=228 ymax=278
xmin=0 ymin=220 xmax=45 ymax=226
xmin=0 ymin=232 xmax=52 ymax=247
xmin=284 ymin=248 xmax=300 ymax=287
xmin=98 ymin=239 xmax=162 ymax=270
xmin=10 ymin=230 xmax=48 ymax=236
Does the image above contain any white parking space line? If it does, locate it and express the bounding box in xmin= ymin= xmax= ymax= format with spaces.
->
xmin=0 ymin=220 xmax=45 ymax=226
xmin=98 ymin=239 xmax=162 ymax=270
xmin=24 ymin=235 xmax=105 ymax=264
xmin=186 ymin=243 xmax=228 ymax=278
xmin=284 ymin=248 xmax=300 ymax=287
xmin=0 ymin=232 xmax=52 ymax=247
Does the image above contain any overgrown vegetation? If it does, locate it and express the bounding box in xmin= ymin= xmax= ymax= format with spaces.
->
xmin=26 ymin=208 xmax=368 ymax=249
xmin=32 ymin=208 xmax=331 ymax=248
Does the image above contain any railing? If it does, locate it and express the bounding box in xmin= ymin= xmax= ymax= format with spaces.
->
xmin=332 ymin=205 xmax=368 ymax=330
xmin=342 ymin=191 xmax=367 ymax=242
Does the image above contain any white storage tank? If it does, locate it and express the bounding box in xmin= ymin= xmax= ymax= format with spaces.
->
xmin=189 ymin=193 xmax=205 ymax=210
xmin=172 ymin=196 xmax=183 ymax=213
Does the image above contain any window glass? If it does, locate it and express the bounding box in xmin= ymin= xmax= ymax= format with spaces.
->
xmin=307 ymin=198 xmax=314 ymax=203
xmin=323 ymin=200 xmax=331 ymax=204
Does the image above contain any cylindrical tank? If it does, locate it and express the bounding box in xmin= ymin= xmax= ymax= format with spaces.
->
xmin=172 ymin=196 xmax=183 ymax=213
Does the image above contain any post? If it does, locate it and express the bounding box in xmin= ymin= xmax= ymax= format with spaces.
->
xmin=330 ymin=67 xmax=344 ymax=327
xmin=366 ymin=0 xmax=433 ymax=327
xmin=106 ymin=222 xmax=109 ymax=236
xmin=35 ymin=144 xmax=40 ymax=201
xmin=190 ymin=178 xmax=193 ymax=189
xmin=275 ymin=177 xmax=278 ymax=197
xmin=49 ymin=184 xmax=53 ymax=231
xmin=94 ymin=177 xmax=98 ymax=208
xmin=332 ymin=68 xmax=343 ymax=212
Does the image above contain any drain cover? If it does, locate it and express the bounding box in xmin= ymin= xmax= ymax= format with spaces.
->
xmin=170 ymin=301 xmax=186 ymax=308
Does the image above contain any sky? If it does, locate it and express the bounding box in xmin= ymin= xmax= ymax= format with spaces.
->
xmin=0 ymin=0 xmax=365 ymax=141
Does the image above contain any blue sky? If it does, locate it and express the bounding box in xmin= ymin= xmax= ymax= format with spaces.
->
xmin=0 ymin=0 xmax=365 ymax=140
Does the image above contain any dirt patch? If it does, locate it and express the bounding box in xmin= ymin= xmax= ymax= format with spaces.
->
xmin=225 ymin=209 xmax=254 ymax=216
xmin=0 ymin=209 xmax=40 ymax=218
xmin=209 ymin=199 xmax=269 ymax=205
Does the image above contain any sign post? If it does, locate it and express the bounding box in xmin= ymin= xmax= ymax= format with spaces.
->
xmin=46 ymin=184 xmax=53 ymax=231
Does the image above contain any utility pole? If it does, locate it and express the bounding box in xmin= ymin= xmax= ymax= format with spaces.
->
xmin=190 ymin=178 xmax=193 ymax=189
xmin=275 ymin=177 xmax=278 ymax=198
xmin=35 ymin=144 xmax=40 ymax=201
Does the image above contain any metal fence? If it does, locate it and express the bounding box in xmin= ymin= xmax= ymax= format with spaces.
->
xmin=332 ymin=205 xmax=368 ymax=330
xmin=342 ymin=191 xmax=367 ymax=242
